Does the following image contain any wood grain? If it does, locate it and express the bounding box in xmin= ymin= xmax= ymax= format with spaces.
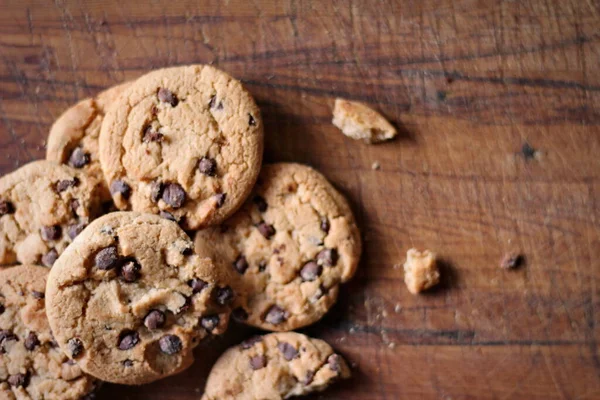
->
xmin=1 ymin=0 xmax=599 ymax=398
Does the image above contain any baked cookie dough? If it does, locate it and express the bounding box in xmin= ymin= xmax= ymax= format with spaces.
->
xmin=46 ymin=82 xmax=131 ymax=201
xmin=0 ymin=160 xmax=103 ymax=266
xmin=332 ymin=98 xmax=397 ymax=143
xmin=194 ymin=163 xmax=361 ymax=331
xmin=99 ymin=65 xmax=264 ymax=230
xmin=202 ymin=332 xmax=350 ymax=400
xmin=45 ymin=212 xmax=234 ymax=385
xmin=0 ymin=265 xmax=97 ymax=400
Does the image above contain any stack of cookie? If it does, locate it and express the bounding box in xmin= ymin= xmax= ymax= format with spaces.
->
xmin=0 ymin=65 xmax=361 ymax=399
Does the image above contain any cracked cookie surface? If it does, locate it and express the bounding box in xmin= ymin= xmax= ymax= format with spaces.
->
xmin=45 ymin=212 xmax=234 ymax=385
xmin=0 ymin=160 xmax=103 ymax=266
xmin=202 ymin=332 xmax=350 ymax=400
xmin=46 ymin=82 xmax=131 ymax=201
xmin=194 ymin=163 xmax=361 ymax=331
xmin=0 ymin=265 xmax=97 ymax=400
xmin=99 ymin=65 xmax=264 ymax=230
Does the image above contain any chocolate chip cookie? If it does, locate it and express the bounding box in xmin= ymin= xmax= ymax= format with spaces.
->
xmin=0 ymin=265 xmax=97 ymax=400
xmin=202 ymin=332 xmax=350 ymax=400
xmin=99 ymin=65 xmax=264 ymax=230
xmin=45 ymin=212 xmax=234 ymax=385
xmin=194 ymin=163 xmax=361 ymax=331
xmin=0 ymin=160 xmax=103 ymax=266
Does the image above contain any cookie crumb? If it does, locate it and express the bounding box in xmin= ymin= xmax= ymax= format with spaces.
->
xmin=500 ymin=252 xmax=523 ymax=269
xmin=403 ymin=248 xmax=440 ymax=294
xmin=371 ymin=161 xmax=381 ymax=170
xmin=394 ymin=304 xmax=402 ymax=313
xmin=332 ymin=98 xmax=397 ymax=144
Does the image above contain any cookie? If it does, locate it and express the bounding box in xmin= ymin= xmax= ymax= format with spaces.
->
xmin=202 ymin=332 xmax=350 ymax=400
xmin=0 ymin=265 xmax=97 ymax=400
xmin=45 ymin=212 xmax=234 ymax=385
xmin=332 ymin=98 xmax=397 ymax=143
xmin=403 ymin=248 xmax=440 ymax=294
xmin=0 ymin=160 xmax=103 ymax=266
xmin=46 ymin=82 xmax=131 ymax=201
xmin=194 ymin=163 xmax=361 ymax=331
xmin=99 ymin=65 xmax=264 ymax=230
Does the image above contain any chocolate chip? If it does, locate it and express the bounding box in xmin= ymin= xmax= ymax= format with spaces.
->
xmin=264 ymin=305 xmax=288 ymax=325
xmin=68 ymin=338 xmax=84 ymax=358
xmin=31 ymin=290 xmax=45 ymax=299
xmin=328 ymin=354 xmax=342 ymax=372
xmin=122 ymin=359 xmax=133 ymax=367
xmin=110 ymin=180 xmax=131 ymax=199
xmin=69 ymin=199 xmax=80 ymax=216
xmin=277 ymin=342 xmax=298 ymax=361
xmin=233 ymin=255 xmax=249 ymax=274
xmin=208 ymin=95 xmax=216 ymax=109
xmin=150 ymin=181 xmax=163 ymax=203
xmin=253 ymin=195 xmax=267 ymax=212
xmin=95 ymin=246 xmax=120 ymax=270
xmin=68 ymin=147 xmax=90 ymax=168
xmin=258 ymin=262 xmax=267 ymax=272
xmin=249 ymin=355 xmax=266 ymax=370
xmin=120 ymin=259 xmax=141 ymax=282
xmin=198 ymin=157 xmax=217 ymax=176
xmin=302 ymin=370 xmax=315 ymax=385
xmin=248 ymin=114 xmax=256 ymax=126
xmin=300 ymin=261 xmax=322 ymax=281
xmin=214 ymin=286 xmax=234 ymax=306
xmin=188 ymin=278 xmax=207 ymax=294
xmin=157 ymin=88 xmax=178 ymax=106
xmin=200 ymin=315 xmax=220 ymax=332
xmin=240 ymin=335 xmax=262 ymax=350
xmin=41 ymin=225 xmax=62 ymax=241
xmin=257 ymin=222 xmax=275 ymax=239
xmin=24 ymin=332 xmax=40 ymax=351
xmin=158 ymin=334 xmax=182 ymax=354
xmin=320 ymin=217 xmax=330 ymax=233
xmin=67 ymin=222 xmax=86 ymax=239
xmin=0 ymin=304 xmax=4 ymax=315
xmin=56 ymin=178 xmax=80 ymax=193
xmin=118 ymin=330 xmax=140 ymax=350
xmin=143 ymin=125 xmax=164 ymax=143
xmin=159 ymin=210 xmax=177 ymax=222
xmin=0 ymin=330 xmax=18 ymax=345
xmin=317 ymin=248 xmax=338 ymax=267
xmin=214 ymin=193 xmax=226 ymax=208
xmin=161 ymin=183 xmax=186 ymax=209
xmin=0 ymin=200 xmax=15 ymax=216
xmin=150 ymin=105 xmax=159 ymax=115
xmin=232 ymin=307 xmax=248 ymax=322
xmin=41 ymin=249 xmax=59 ymax=267
xmin=7 ymin=373 xmax=29 ymax=388
xmin=144 ymin=310 xmax=166 ymax=330
xmin=208 ymin=96 xmax=223 ymax=110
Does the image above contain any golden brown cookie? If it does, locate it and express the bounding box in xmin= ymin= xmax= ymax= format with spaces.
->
xmin=45 ymin=212 xmax=235 ymax=385
xmin=194 ymin=163 xmax=361 ymax=331
xmin=99 ymin=65 xmax=264 ymax=230
xmin=0 ymin=265 xmax=98 ymax=400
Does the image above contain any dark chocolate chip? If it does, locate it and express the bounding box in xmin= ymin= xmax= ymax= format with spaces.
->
xmin=264 ymin=305 xmax=288 ymax=325
xmin=118 ymin=330 xmax=140 ymax=350
xmin=157 ymin=88 xmax=178 ymax=106
xmin=240 ymin=335 xmax=262 ymax=350
xmin=56 ymin=178 xmax=80 ymax=193
xmin=198 ymin=157 xmax=217 ymax=176
xmin=67 ymin=222 xmax=87 ymax=239
xmin=24 ymin=332 xmax=40 ymax=351
xmin=110 ymin=180 xmax=131 ymax=199
xmin=0 ymin=200 xmax=15 ymax=216
xmin=0 ymin=330 xmax=18 ymax=344
xmin=150 ymin=181 xmax=163 ymax=203
xmin=161 ymin=183 xmax=186 ymax=209
xmin=214 ymin=193 xmax=226 ymax=208
xmin=7 ymin=373 xmax=29 ymax=388
xmin=232 ymin=307 xmax=248 ymax=322
xmin=69 ymin=199 xmax=80 ymax=216
xmin=144 ymin=310 xmax=166 ymax=330
xmin=158 ymin=334 xmax=182 ymax=354
xmin=233 ymin=255 xmax=249 ymax=274
xmin=258 ymin=262 xmax=267 ymax=272
xmin=122 ymin=359 xmax=133 ymax=367
xmin=249 ymin=355 xmax=266 ymax=370
xmin=320 ymin=217 xmax=330 ymax=233
xmin=0 ymin=304 xmax=4 ymax=314
xmin=95 ymin=246 xmax=120 ymax=270
xmin=257 ymin=222 xmax=275 ymax=239
xmin=277 ymin=342 xmax=299 ymax=361
xmin=41 ymin=225 xmax=62 ymax=241
xmin=328 ymin=354 xmax=342 ymax=372
xmin=68 ymin=338 xmax=84 ymax=358
xmin=68 ymin=147 xmax=90 ymax=169
xmin=317 ymin=248 xmax=338 ymax=267
xmin=159 ymin=210 xmax=177 ymax=222
xmin=302 ymin=370 xmax=315 ymax=385
xmin=208 ymin=95 xmax=216 ymax=109
xmin=214 ymin=286 xmax=234 ymax=306
xmin=253 ymin=195 xmax=268 ymax=212
xmin=200 ymin=315 xmax=220 ymax=332
xmin=143 ymin=125 xmax=164 ymax=143
xmin=248 ymin=114 xmax=256 ymax=126
xmin=300 ymin=261 xmax=322 ymax=281
xmin=31 ymin=290 xmax=45 ymax=299
xmin=188 ymin=278 xmax=207 ymax=294
xmin=120 ymin=259 xmax=141 ymax=282
xmin=41 ymin=249 xmax=59 ymax=267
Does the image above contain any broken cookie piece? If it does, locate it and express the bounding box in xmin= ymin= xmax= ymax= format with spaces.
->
xmin=403 ymin=248 xmax=440 ymax=294
xmin=332 ymin=98 xmax=397 ymax=143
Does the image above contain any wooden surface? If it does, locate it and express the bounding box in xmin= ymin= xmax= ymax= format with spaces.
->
xmin=1 ymin=0 xmax=600 ymax=398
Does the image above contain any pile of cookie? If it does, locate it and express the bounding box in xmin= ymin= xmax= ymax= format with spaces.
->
xmin=0 ymin=65 xmax=361 ymax=399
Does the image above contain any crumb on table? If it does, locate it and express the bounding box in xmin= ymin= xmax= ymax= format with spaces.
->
xmin=500 ymin=252 xmax=523 ymax=269
xmin=403 ymin=248 xmax=440 ymax=294
xmin=332 ymin=98 xmax=397 ymax=144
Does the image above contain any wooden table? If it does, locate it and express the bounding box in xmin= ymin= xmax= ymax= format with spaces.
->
xmin=1 ymin=1 xmax=599 ymax=398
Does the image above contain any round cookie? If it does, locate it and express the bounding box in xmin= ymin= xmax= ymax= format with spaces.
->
xmin=0 ymin=160 xmax=103 ymax=266
xmin=47 ymin=82 xmax=131 ymax=201
xmin=194 ymin=163 xmax=361 ymax=331
xmin=45 ymin=212 xmax=235 ymax=385
xmin=0 ymin=265 xmax=98 ymax=400
xmin=202 ymin=332 xmax=350 ymax=400
xmin=99 ymin=65 xmax=264 ymax=230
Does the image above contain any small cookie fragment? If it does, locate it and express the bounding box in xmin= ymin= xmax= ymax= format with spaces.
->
xmin=202 ymin=332 xmax=350 ymax=400
xmin=403 ymin=248 xmax=440 ymax=294
xmin=332 ymin=98 xmax=397 ymax=144
xmin=500 ymin=252 xmax=523 ymax=269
